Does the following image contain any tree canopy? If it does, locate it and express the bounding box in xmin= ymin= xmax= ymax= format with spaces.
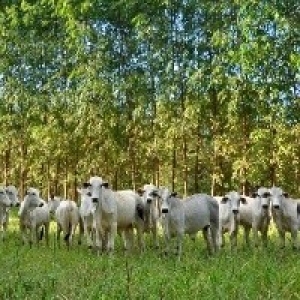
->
xmin=0 ymin=0 xmax=299 ymax=198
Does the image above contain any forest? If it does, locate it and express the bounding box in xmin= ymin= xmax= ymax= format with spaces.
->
xmin=0 ymin=0 xmax=299 ymax=199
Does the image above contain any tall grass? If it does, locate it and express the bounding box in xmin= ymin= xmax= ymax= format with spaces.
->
xmin=1 ymin=208 xmax=300 ymax=300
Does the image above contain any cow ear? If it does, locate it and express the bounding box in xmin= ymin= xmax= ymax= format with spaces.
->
xmin=221 ymin=197 xmax=228 ymax=203
xmin=136 ymin=188 xmax=144 ymax=196
xmin=240 ymin=197 xmax=247 ymax=204
xmin=82 ymin=182 xmax=91 ymax=188
xmin=252 ymin=192 xmax=258 ymax=198
xmin=101 ymin=182 xmax=109 ymax=189
xmin=170 ymin=192 xmax=177 ymax=197
xmin=283 ymin=192 xmax=289 ymax=198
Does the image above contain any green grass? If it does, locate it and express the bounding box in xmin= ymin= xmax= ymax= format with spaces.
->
xmin=1 ymin=209 xmax=300 ymax=300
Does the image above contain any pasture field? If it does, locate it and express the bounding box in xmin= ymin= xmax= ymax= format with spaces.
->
xmin=1 ymin=209 xmax=300 ymax=300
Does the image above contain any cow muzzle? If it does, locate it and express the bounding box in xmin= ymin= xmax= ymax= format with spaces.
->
xmin=232 ymin=209 xmax=239 ymax=215
xmin=273 ymin=205 xmax=280 ymax=209
xmin=147 ymin=198 xmax=152 ymax=203
xmin=262 ymin=204 xmax=269 ymax=209
xmin=92 ymin=198 xmax=98 ymax=203
xmin=162 ymin=208 xmax=169 ymax=214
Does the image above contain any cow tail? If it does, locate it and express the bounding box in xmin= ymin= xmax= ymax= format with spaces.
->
xmin=39 ymin=226 xmax=44 ymax=240
xmin=64 ymin=222 xmax=72 ymax=242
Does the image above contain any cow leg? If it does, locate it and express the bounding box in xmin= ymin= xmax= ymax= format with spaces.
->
xmin=230 ymin=230 xmax=238 ymax=250
xmin=291 ymin=227 xmax=298 ymax=249
xmin=244 ymin=226 xmax=251 ymax=247
xmin=107 ymin=221 xmax=117 ymax=253
xmin=210 ymin=226 xmax=219 ymax=252
xmin=44 ymin=224 xmax=49 ymax=246
xmin=84 ymin=220 xmax=93 ymax=248
xmin=261 ymin=229 xmax=268 ymax=247
xmin=152 ymin=224 xmax=159 ymax=249
xmin=136 ymin=222 xmax=145 ymax=253
xmin=123 ymin=229 xmax=134 ymax=252
xmin=203 ymin=225 xmax=214 ymax=255
xmin=278 ymin=230 xmax=285 ymax=248
xmin=176 ymin=229 xmax=184 ymax=259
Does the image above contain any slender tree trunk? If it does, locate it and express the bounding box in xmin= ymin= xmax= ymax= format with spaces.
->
xmin=20 ymin=141 xmax=28 ymax=199
xmin=171 ymin=135 xmax=176 ymax=192
xmin=4 ymin=141 xmax=11 ymax=185
xmin=194 ymin=117 xmax=201 ymax=193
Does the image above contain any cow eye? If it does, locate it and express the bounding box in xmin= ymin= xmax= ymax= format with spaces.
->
xmin=263 ymin=192 xmax=270 ymax=198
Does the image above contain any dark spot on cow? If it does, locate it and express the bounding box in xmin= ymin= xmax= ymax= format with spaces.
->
xmin=136 ymin=188 xmax=144 ymax=196
xmin=136 ymin=203 xmax=144 ymax=220
xmin=162 ymin=208 xmax=168 ymax=214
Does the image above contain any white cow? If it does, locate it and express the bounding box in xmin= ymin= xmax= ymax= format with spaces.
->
xmin=77 ymin=184 xmax=95 ymax=248
xmin=269 ymin=186 xmax=300 ymax=249
xmin=18 ymin=187 xmax=50 ymax=246
xmin=218 ymin=191 xmax=247 ymax=249
xmin=47 ymin=195 xmax=61 ymax=215
xmin=2 ymin=185 xmax=20 ymax=238
xmin=160 ymin=188 xmax=219 ymax=258
xmin=0 ymin=186 xmax=12 ymax=241
xmin=137 ymin=184 xmax=161 ymax=249
xmin=55 ymin=199 xmax=80 ymax=248
xmin=85 ymin=177 xmax=145 ymax=253
xmin=238 ymin=187 xmax=271 ymax=247
xmin=87 ymin=176 xmax=117 ymax=253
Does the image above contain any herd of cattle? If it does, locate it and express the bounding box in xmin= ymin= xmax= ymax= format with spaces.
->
xmin=0 ymin=177 xmax=299 ymax=258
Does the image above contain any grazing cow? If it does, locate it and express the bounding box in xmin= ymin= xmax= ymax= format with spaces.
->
xmin=18 ymin=187 xmax=50 ymax=246
xmin=0 ymin=186 xmax=12 ymax=241
xmin=137 ymin=184 xmax=161 ymax=249
xmin=55 ymin=199 xmax=80 ymax=248
xmin=269 ymin=186 xmax=300 ymax=249
xmin=218 ymin=191 xmax=247 ymax=249
xmin=160 ymin=188 xmax=219 ymax=258
xmin=77 ymin=184 xmax=95 ymax=248
xmin=85 ymin=177 xmax=145 ymax=253
xmin=238 ymin=187 xmax=271 ymax=247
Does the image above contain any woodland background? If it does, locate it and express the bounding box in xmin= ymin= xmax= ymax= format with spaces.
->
xmin=0 ymin=1 xmax=299 ymax=199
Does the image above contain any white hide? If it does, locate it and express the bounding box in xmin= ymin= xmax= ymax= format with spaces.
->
xmin=269 ymin=186 xmax=300 ymax=249
xmin=55 ymin=199 xmax=80 ymax=247
xmin=160 ymin=188 xmax=219 ymax=258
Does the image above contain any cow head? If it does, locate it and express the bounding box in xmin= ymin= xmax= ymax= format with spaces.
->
xmin=18 ymin=187 xmax=44 ymax=217
xmin=5 ymin=185 xmax=20 ymax=207
xmin=269 ymin=186 xmax=288 ymax=210
xmin=160 ymin=187 xmax=177 ymax=214
xmin=141 ymin=184 xmax=159 ymax=205
xmin=252 ymin=187 xmax=271 ymax=211
xmin=86 ymin=176 xmax=110 ymax=204
xmin=221 ymin=191 xmax=247 ymax=215
xmin=0 ymin=186 xmax=11 ymax=207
